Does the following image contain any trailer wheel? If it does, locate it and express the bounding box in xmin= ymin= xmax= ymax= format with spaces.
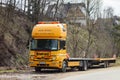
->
xmin=83 ymin=61 xmax=88 ymax=71
xmin=103 ymin=61 xmax=108 ymax=68
xmin=61 ymin=61 xmax=67 ymax=72
xmin=35 ymin=67 xmax=41 ymax=72
xmin=79 ymin=61 xmax=88 ymax=71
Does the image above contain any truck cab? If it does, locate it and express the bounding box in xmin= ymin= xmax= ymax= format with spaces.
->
xmin=29 ymin=22 xmax=68 ymax=72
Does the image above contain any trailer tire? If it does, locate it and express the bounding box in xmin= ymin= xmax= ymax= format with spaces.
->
xmin=61 ymin=61 xmax=67 ymax=72
xmin=79 ymin=61 xmax=88 ymax=71
xmin=83 ymin=61 xmax=88 ymax=71
xmin=35 ymin=67 xmax=41 ymax=72
xmin=103 ymin=61 xmax=108 ymax=68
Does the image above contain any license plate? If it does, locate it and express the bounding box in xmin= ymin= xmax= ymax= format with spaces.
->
xmin=40 ymin=62 xmax=46 ymax=64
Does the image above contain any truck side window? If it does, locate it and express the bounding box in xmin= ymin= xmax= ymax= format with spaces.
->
xmin=60 ymin=40 xmax=66 ymax=50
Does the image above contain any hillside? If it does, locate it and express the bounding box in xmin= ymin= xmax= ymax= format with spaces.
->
xmin=0 ymin=7 xmax=33 ymax=68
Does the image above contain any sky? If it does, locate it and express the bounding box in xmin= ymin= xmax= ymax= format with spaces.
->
xmin=103 ymin=0 xmax=120 ymax=16
xmin=65 ymin=0 xmax=120 ymax=16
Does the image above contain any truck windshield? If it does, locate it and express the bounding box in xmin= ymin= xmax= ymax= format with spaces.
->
xmin=31 ymin=39 xmax=58 ymax=51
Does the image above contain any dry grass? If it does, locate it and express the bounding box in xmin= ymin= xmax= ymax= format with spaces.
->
xmin=114 ymin=57 xmax=120 ymax=66
xmin=0 ymin=70 xmax=16 ymax=74
xmin=0 ymin=67 xmax=17 ymax=74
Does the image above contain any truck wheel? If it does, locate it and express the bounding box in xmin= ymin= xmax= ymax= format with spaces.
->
xmin=61 ymin=61 xmax=67 ymax=72
xmin=35 ymin=67 xmax=41 ymax=72
xmin=79 ymin=61 xmax=88 ymax=71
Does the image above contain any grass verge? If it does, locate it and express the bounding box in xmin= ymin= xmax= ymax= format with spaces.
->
xmin=0 ymin=69 xmax=17 ymax=74
xmin=114 ymin=57 xmax=120 ymax=66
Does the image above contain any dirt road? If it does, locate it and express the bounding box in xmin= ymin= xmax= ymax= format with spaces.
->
xmin=0 ymin=66 xmax=120 ymax=80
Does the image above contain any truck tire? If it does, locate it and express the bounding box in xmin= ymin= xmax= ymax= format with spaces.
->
xmin=35 ymin=67 xmax=41 ymax=72
xmin=61 ymin=61 xmax=67 ymax=72
xmin=79 ymin=61 xmax=88 ymax=71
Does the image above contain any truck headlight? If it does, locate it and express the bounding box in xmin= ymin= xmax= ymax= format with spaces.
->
xmin=30 ymin=51 xmax=35 ymax=56
xmin=30 ymin=56 xmax=34 ymax=60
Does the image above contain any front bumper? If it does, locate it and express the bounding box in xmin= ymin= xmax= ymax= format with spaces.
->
xmin=29 ymin=60 xmax=62 ymax=69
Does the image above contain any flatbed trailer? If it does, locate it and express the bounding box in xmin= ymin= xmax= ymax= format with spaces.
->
xmin=29 ymin=21 xmax=116 ymax=72
xmin=67 ymin=58 xmax=116 ymax=71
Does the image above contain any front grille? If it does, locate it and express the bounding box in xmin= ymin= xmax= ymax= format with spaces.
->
xmin=37 ymin=52 xmax=49 ymax=56
xmin=37 ymin=58 xmax=51 ymax=60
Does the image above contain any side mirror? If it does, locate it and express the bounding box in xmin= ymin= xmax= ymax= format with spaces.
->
xmin=27 ymin=40 xmax=32 ymax=49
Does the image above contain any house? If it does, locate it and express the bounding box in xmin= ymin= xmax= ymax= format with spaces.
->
xmin=113 ymin=16 xmax=120 ymax=25
xmin=46 ymin=3 xmax=86 ymax=26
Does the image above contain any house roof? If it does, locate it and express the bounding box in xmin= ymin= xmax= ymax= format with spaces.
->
xmin=46 ymin=2 xmax=85 ymax=18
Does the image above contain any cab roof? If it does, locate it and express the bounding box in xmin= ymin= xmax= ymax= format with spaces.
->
xmin=32 ymin=22 xmax=67 ymax=39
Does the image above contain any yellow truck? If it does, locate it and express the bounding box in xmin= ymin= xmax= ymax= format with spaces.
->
xmin=29 ymin=21 xmax=116 ymax=72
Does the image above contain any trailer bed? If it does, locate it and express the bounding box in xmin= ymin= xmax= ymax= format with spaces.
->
xmin=68 ymin=58 xmax=116 ymax=62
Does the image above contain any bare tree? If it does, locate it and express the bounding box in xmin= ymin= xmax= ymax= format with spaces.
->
xmin=93 ymin=7 xmax=115 ymax=58
xmin=26 ymin=0 xmax=54 ymax=23
xmin=82 ymin=0 xmax=102 ymax=57
xmin=50 ymin=0 xmax=64 ymax=20
xmin=0 ymin=0 xmax=3 ymax=12
xmin=104 ymin=7 xmax=114 ymax=18
xmin=66 ymin=3 xmax=88 ymax=57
